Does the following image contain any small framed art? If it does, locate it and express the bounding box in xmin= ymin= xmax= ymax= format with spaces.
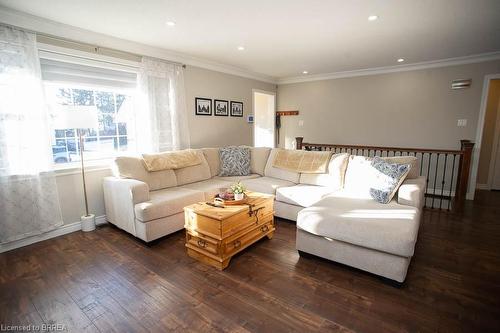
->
xmin=195 ymin=97 xmax=212 ymax=116
xmin=230 ymin=101 xmax=243 ymax=117
xmin=214 ymin=99 xmax=229 ymax=116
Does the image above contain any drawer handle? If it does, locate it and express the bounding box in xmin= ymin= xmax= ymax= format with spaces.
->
xmin=260 ymin=225 xmax=269 ymax=233
xmin=233 ymin=240 xmax=241 ymax=248
xmin=197 ymin=239 xmax=207 ymax=248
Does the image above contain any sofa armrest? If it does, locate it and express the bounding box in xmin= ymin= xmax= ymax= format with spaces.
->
xmin=103 ymin=177 xmax=150 ymax=236
xmin=397 ymin=176 xmax=426 ymax=209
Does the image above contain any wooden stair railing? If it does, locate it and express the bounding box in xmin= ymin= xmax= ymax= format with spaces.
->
xmin=295 ymin=137 xmax=474 ymax=211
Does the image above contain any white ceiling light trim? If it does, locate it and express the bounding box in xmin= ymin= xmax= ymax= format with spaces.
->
xmin=397 ymin=58 xmax=405 ymax=63
xmin=166 ymin=21 xmax=176 ymax=26
xmin=237 ymin=46 xmax=245 ymax=51
xmin=0 ymin=6 xmax=277 ymax=83
xmin=279 ymin=51 xmax=500 ymax=84
xmin=368 ymin=15 xmax=379 ymax=21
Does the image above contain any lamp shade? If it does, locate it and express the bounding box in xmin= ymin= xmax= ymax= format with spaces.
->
xmin=52 ymin=105 xmax=98 ymax=129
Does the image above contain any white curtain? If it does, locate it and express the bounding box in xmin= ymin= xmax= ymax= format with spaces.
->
xmin=137 ymin=57 xmax=190 ymax=152
xmin=0 ymin=26 xmax=63 ymax=244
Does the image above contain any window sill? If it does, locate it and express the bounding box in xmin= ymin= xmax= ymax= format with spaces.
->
xmin=54 ymin=159 xmax=113 ymax=176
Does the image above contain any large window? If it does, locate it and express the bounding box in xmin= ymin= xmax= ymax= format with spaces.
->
xmin=40 ymin=55 xmax=138 ymax=166
xmin=45 ymin=84 xmax=136 ymax=164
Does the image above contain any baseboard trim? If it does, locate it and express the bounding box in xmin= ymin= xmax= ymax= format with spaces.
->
xmin=476 ymin=183 xmax=491 ymax=190
xmin=0 ymin=215 xmax=107 ymax=254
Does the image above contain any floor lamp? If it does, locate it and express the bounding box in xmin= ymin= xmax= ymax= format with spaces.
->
xmin=53 ymin=105 xmax=98 ymax=232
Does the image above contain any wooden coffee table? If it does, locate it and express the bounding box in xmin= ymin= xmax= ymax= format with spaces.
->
xmin=184 ymin=191 xmax=275 ymax=270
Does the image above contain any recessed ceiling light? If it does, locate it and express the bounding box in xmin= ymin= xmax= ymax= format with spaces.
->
xmin=166 ymin=21 xmax=176 ymax=26
xmin=237 ymin=46 xmax=245 ymax=51
xmin=302 ymin=71 xmax=309 ymax=74
xmin=368 ymin=15 xmax=379 ymax=21
xmin=397 ymin=58 xmax=405 ymax=63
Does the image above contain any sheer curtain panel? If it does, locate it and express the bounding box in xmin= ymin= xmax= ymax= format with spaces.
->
xmin=137 ymin=57 xmax=190 ymax=152
xmin=0 ymin=26 xmax=63 ymax=244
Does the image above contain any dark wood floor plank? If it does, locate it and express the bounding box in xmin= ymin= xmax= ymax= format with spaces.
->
xmin=1 ymin=190 xmax=499 ymax=332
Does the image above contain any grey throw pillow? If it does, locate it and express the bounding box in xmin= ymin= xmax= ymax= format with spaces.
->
xmin=369 ymin=157 xmax=411 ymax=204
xmin=219 ymin=146 xmax=251 ymax=176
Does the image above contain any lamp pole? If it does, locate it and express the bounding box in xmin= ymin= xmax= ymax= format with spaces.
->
xmin=78 ymin=128 xmax=90 ymax=217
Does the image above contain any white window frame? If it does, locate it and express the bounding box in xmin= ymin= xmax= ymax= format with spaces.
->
xmin=38 ymin=43 xmax=141 ymax=171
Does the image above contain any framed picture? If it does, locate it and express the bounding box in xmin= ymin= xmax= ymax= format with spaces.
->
xmin=214 ymin=99 xmax=229 ymax=116
xmin=195 ymin=97 xmax=212 ymax=116
xmin=230 ymin=101 xmax=243 ymax=117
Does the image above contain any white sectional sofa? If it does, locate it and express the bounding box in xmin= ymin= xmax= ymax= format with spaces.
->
xmin=103 ymin=147 xmax=425 ymax=282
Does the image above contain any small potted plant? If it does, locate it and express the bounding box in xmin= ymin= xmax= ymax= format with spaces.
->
xmin=230 ymin=182 xmax=246 ymax=201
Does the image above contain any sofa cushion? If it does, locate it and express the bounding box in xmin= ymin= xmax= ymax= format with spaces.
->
xmin=382 ymin=156 xmax=419 ymax=179
xmin=276 ymin=185 xmax=336 ymax=207
xmin=242 ymin=146 xmax=271 ymax=176
xmin=244 ymin=176 xmax=296 ymax=195
xmin=112 ymin=156 xmax=177 ymax=191
xmin=201 ymin=148 xmax=220 ymax=177
xmin=181 ymin=179 xmax=233 ymax=200
xmin=214 ymin=174 xmax=261 ymax=182
xmin=174 ymin=150 xmax=212 ymax=185
xmin=219 ymin=146 xmax=251 ymax=176
xmin=299 ymin=153 xmax=349 ymax=189
xmin=343 ymin=155 xmax=377 ymax=198
xmin=264 ymin=149 xmax=300 ymax=183
xmin=297 ymin=195 xmax=420 ymax=257
xmin=369 ymin=157 xmax=411 ymax=204
xmin=134 ymin=187 xmax=204 ymax=222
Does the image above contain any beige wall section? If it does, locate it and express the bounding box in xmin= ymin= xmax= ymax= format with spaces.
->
xmin=184 ymin=66 xmax=276 ymax=148
xmin=477 ymin=80 xmax=500 ymax=184
xmin=55 ymin=168 xmax=112 ymax=224
xmin=277 ymin=60 xmax=500 ymax=150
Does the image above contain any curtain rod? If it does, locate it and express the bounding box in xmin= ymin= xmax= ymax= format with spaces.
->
xmin=0 ymin=22 xmax=187 ymax=68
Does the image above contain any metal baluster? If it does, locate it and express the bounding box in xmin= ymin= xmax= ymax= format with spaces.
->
xmin=439 ymin=154 xmax=448 ymax=210
xmin=448 ymin=154 xmax=457 ymax=211
xmin=425 ymin=153 xmax=432 ymax=208
xmin=431 ymin=153 xmax=440 ymax=209
xmin=420 ymin=152 xmax=424 ymax=176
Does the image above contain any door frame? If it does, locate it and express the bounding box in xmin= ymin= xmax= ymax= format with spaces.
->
xmin=470 ymin=74 xmax=500 ymax=197
xmin=487 ymin=87 xmax=500 ymax=189
xmin=252 ymin=89 xmax=276 ymax=148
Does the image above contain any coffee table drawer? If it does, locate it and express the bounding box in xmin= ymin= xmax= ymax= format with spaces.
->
xmin=186 ymin=232 xmax=219 ymax=255
xmin=224 ymin=220 xmax=274 ymax=256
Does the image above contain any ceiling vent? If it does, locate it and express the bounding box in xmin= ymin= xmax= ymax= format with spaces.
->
xmin=451 ymin=79 xmax=472 ymax=90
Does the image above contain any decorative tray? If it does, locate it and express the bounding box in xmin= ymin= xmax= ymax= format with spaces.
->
xmin=214 ymin=194 xmax=248 ymax=205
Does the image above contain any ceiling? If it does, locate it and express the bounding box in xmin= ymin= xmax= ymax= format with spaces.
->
xmin=1 ymin=0 xmax=499 ymax=80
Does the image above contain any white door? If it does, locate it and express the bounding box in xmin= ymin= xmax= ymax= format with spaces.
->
xmin=253 ymin=90 xmax=275 ymax=148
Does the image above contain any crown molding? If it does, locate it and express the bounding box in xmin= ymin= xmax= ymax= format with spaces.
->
xmin=0 ymin=6 xmax=278 ymax=84
xmin=278 ymin=52 xmax=500 ymax=84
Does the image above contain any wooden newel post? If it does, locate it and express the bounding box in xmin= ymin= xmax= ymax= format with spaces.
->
xmin=296 ymin=137 xmax=304 ymax=150
xmin=455 ymin=139 xmax=475 ymax=209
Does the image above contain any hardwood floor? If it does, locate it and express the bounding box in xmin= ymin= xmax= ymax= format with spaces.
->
xmin=1 ymin=191 xmax=499 ymax=332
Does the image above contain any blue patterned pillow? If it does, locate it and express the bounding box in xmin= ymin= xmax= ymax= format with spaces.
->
xmin=369 ymin=157 xmax=411 ymax=204
xmin=219 ymin=146 xmax=251 ymax=176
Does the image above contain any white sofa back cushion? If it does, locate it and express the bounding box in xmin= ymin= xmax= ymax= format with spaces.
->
xmin=382 ymin=156 xmax=419 ymax=179
xmin=343 ymin=155 xmax=378 ymax=198
xmin=249 ymin=147 xmax=271 ymax=176
xmin=201 ymin=148 xmax=220 ymax=177
xmin=264 ymin=148 xmax=300 ymax=183
xmin=112 ymin=156 xmax=177 ymax=191
xmin=299 ymin=153 xmax=349 ymax=189
xmin=174 ymin=149 xmax=212 ymax=185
